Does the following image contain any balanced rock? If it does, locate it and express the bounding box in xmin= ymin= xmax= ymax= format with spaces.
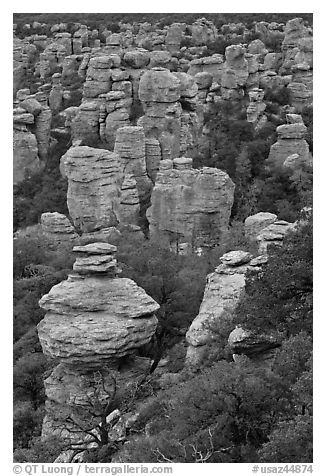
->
xmin=228 ymin=326 xmax=280 ymax=368
xmin=38 ymin=246 xmax=159 ymax=366
xmin=37 ymin=244 xmax=159 ymax=443
xmin=267 ymin=122 xmax=311 ymax=168
xmin=256 ymin=220 xmax=296 ymax=254
xmin=244 ymin=212 xmax=278 ymax=241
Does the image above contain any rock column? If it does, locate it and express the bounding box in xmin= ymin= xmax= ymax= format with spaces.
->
xmin=147 ymin=159 xmax=235 ymax=251
xmin=37 ymin=243 xmax=159 ymax=446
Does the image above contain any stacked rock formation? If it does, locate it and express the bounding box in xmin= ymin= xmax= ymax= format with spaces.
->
xmin=60 ymin=146 xmax=123 ymax=233
xmin=48 ymin=73 xmax=64 ymax=113
xmin=244 ymin=211 xmax=295 ymax=255
xmin=13 ymin=108 xmax=42 ymax=184
xmin=191 ymin=18 xmax=218 ymax=46
xmin=37 ymin=243 xmax=160 ymax=444
xmin=244 ymin=212 xmax=278 ymax=242
xmin=267 ymin=116 xmax=311 ymax=169
xmin=221 ymin=45 xmax=249 ymax=100
xmin=246 ymin=87 xmax=266 ymax=127
xmin=31 ymin=92 xmax=52 ymax=160
xmin=165 ymin=23 xmax=185 ymax=54
xmin=119 ymin=175 xmax=140 ymax=225
xmin=138 ymin=67 xmax=182 ymax=161
xmin=173 ymin=72 xmax=201 ymax=156
xmin=113 ymin=126 xmax=152 ymax=212
xmin=185 ymin=250 xmax=267 ymax=366
xmin=40 ymin=212 xmax=80 ymax=250
xmin=187 ymin=54 xmax=224 ymax=83
xmin=147 ymin=158 xmax=235 ymax=251
xmin=13 ymin=90 xmax=52 ymax=183
xmin=145 ymin=137 xmax=162 ymax=182
xmin=281 ymin=18 xmax=313 ymax=110
xmin=256 ymin=220 xmax=296 ymax=255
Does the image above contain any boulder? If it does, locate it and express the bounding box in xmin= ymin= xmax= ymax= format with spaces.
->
xmin=244 ymin=212 xmax=278 ymax=241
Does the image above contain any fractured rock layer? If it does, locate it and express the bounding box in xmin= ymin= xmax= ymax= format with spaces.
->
xmin=147 ymin=159 xmax=235 ymax=250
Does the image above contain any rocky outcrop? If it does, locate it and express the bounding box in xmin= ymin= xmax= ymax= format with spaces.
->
xmin=32 ymin=92 xmax=52 ymax=160
xmin=13 ymin=89 xmax=54 ymax=183
xmin=244 ymin=212 xmax=295 ymax=255
xmin=147 ymin=159 xmax=235 ymax=251
xmin=256 ymin=220 xmax=296 ymax=255
xmin=113 ymin=126 xmax=152 ymax=212
xmin=165 ymin=23 xmax=185 ymax=54
xmin=191 ymin=18 xmax=217 ymax=46
xmin=13 ymin=128 xmax=41 ymax=184
xmin=119 ymin=174 xmax=140 ymax=225
xmin=281 ymin=18 xmax=313 ymax=111
xmin=221 ymin=45 xmax=248 ymax=100
xmin=186 ymin=250 xmax=265 ymax=366
xmin=71 ymin=101 xmax=100 ymax=143
xmin=145 ymin=137 xmax=161 ymax=182
xmin=246 ymin=88 xmax=266 ymax=128
xmin=60 ymin=146 xmax=123 ymax=233
xmin=49 ymin=73 xmax=64 ymax=113
xmin=187 ymin=54 xmax=224 ymax=83
xmin=40 ymin=212 xmax=79 ymax=250
xmin=244 ymin=212 xmax=278 ymax=242
xmin=138 ymin=67 xmax=182 ymax=160
xmin=267 ymin=119 xmax=311 ymax=169
xmin=228 ymin=327 xmax=280 ymax=369
xmin=38 ymin=243 xmax=159 ymax=444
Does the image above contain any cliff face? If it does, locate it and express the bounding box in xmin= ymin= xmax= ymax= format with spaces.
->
xmin=147 ymin=158 xmax=235 ymax=251
xmin=37 ymin=242 xmax=159 ymax=444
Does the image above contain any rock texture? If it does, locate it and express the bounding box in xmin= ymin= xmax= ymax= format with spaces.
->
xmin=113 ymin=126 xmax=152 ymax=212
xmin=60 ymin=146 xmax=123 ymax=233
xmin=244 ymin=212 xmax=278 ymax=242
xmin=13 ymin=129 xmax=42 ymax=184
xmin=246 ymin=88 xmax=266 ymax=127
xmin=256 ymin=220 xmax=296 ymax=254
xmin=138 ymin=68 xmax=182 ymax=161
xmin=13 ymin=90 xmax=54 ymax=183
xmin=38 ymin=243 xmax=159 ymax=443
xmin=147 ymin=159 xmax=235 ymax=251
xmin=267 ymin=120 xmax=311 ymax=168
xmin=244 ymin=212 xmax=295 ymax=255
xmin=228 ymin=326 xmax=280 ymax=369
xmin=221 ymin=45 xmax=248 ymax=99
xmin=186 ymin=250 xmax=265 ymax=366
xmin=40 ymin=212 xmax=80 ymax=249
